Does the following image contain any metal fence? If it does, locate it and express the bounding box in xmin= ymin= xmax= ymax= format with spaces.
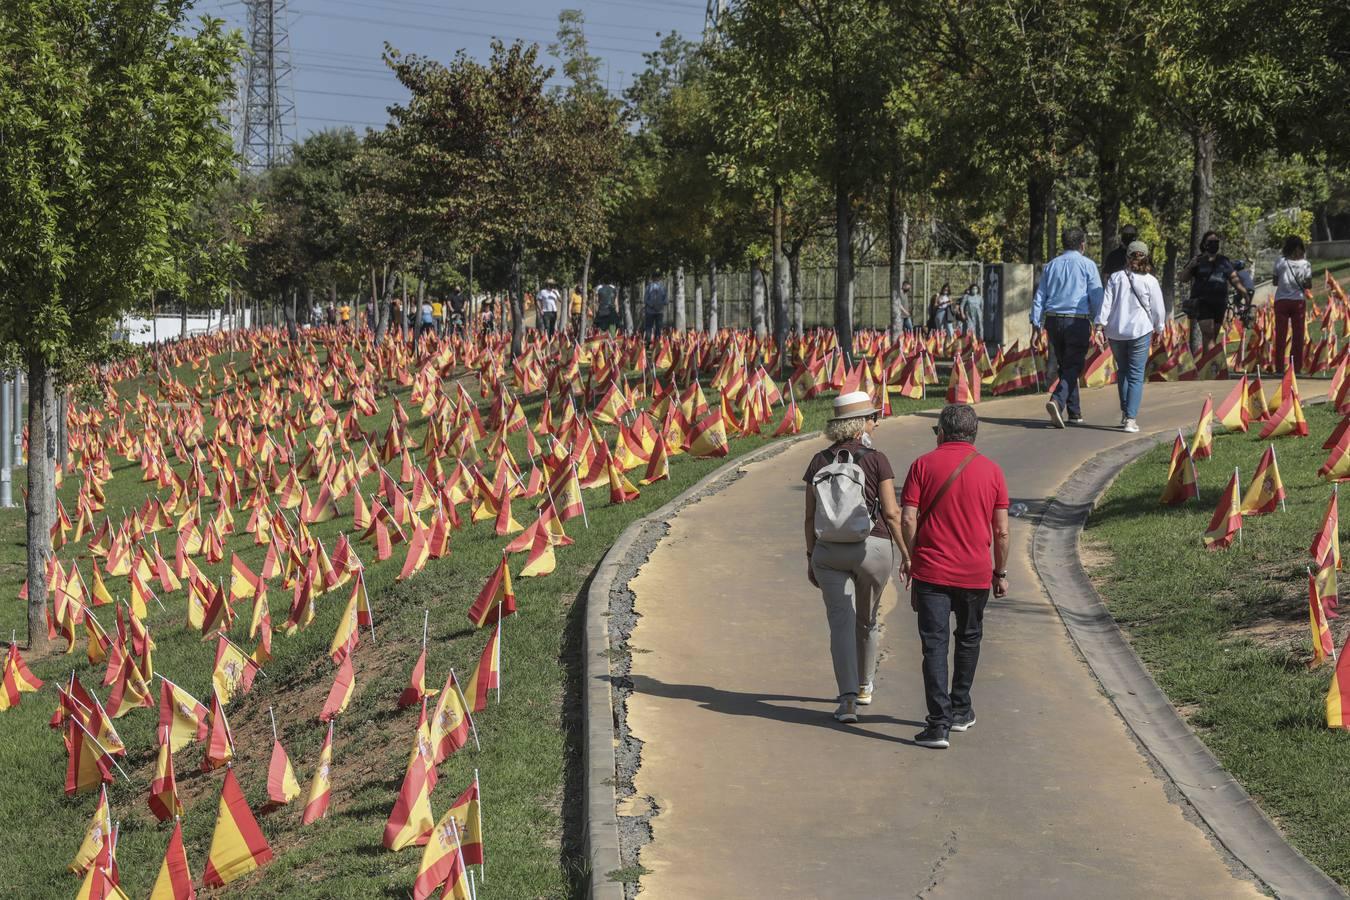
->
xmin=663 ymin=260 xmax=983 ymax=331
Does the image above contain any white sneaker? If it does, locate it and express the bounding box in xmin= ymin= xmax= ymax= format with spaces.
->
xmin=857 ymin=683 xmax=874 ymax=706
xmin=1123 ymin=419 xmax=1139 ymax=433
xmin=833 ymin=697 xmax=858 ymax=723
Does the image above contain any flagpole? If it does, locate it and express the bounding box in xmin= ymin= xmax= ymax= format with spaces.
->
xmin=495 ymin=619 xmax=502 ymax=704
xmin=449 ymin=819 xmax=476 ymax=900
xmin=450 ymin=668 xmax=481 ymax=752
xmin=422 ymin=608 xmax=429 ymax=651
xmin=215 ymin=631 xmax=268 ymax=678
xmin=360 ymin=570 xmax=375 ymax=643
xmin=268 ymin=705 xmax=279 ymax=742
xmin=474 ymin=768 xmax=484 ymax=881
xmin=1236 ymin=467 xmax=1243 ymax=545
xmin=70 ymin=714 xmax=132 ymax=781
xmin=1270 ymin=444 xmax=1288 ymax=512
xmin=215 ymin=687 xmax=237 ymax=756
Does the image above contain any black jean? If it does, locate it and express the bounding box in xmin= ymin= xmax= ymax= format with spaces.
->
xmin=1044 ymin=315 xmax=1091 ymax=418
xmin=914 ymin=580 xmax=989 ymax=728
xmin=642 ymin=311 xmax=664 ymax=341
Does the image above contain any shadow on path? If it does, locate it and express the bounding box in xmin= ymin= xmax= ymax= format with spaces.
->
xmin=626 ymin=674 xmax=925 ymax=745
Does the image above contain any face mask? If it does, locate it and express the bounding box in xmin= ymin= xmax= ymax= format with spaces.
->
xmin=1202 ymin=239 xmax=1219 ymax=254
xmin=859 ymin=430 xmax=875 ymax=449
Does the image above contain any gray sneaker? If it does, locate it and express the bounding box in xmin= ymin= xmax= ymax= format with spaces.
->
xmin=833 ymin=697 xmax=858 ymax=724
xmin=1046 ymin=399 xmax=1065 ymax=428
xmin=950 ymin=711 xmax=976 ymax=732
xmin=1123 ymin=419 xmax=1139 ymax=433
xmin=915 ymin=725 xmax=950 ymax=748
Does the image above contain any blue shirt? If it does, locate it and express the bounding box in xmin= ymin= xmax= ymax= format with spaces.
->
xmin=1030 ymin=250 xmax=1104 ymax=328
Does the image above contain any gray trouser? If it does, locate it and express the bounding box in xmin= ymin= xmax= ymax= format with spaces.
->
xmin=811 ymin=535 xmax=896 ymax=698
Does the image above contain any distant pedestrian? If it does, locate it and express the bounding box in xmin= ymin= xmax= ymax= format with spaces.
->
xmin=537 ymin=282 xmax=560 ymax=336
xmin=569 ymin=284 xmax=584 ymax=336
xmin=1272 ymin=235 xmax=1313 ymax=374
xmin=1179 ymin=231 xmax=1250 ymax=356
xmin=960 ymin=284 xmax=983 ymax=340
xmin=804 ymin=392 xmax=907 ymax=724
xmin=643 ymin=276 xmax=668 ymax=342
xmin=1101 ymin=224 xmax=1139 ymax=279
xmin=1096 ymin=240 xmax=1165 ymax=433
xmin=899 ymin=279 xmax=914 ymax=334
xmin=417 ymin=298 xmax=434 ymax=343
xmin=1031 ymin=226 xmax=1104 ymax=428
xmin=594 ymin=282 xmax=620 ymax=334
xmin=936 ymin=283 xmax=954 ymax=337
xmin=900 ymin=404 xmax=1009 ymax=749
xmin=448 ymin=286 xmax=468 ymax=337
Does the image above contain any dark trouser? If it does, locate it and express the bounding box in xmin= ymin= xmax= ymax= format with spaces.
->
xmin=1045 ymin=315 xmax=1090 ymax=418
xmin=540 ymin=311 xmax=558 ymax=336
xmin=595 ymin=311 xmax=619 ymax=333
xmin=914 ymin=580 xmax=989 ymax=728
xmin=1273 ymin=298 xmax=1306 ymax=373
xmin=642 ymin=311 xmax=664 ymax=341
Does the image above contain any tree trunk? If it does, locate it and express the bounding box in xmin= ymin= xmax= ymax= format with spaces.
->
xmin=788 ymin=242 xmax=804 ymax=335
xmin=1162 ymin=236 xmax=1180 ymax=313
xmin=693 ymin=267 xmax=704 ymax=335
xmin=1189 ymin=127 xmax=1216 ymax=258
xmin=1045 ymin=183 xmax=1058 ymax=257
xmin=751 ymin=261 xmax=768 ymax=339
xmin=888 ymin=185 xmax=909 ymax=337
xmin=24 ymin=351 xmax=55 ymax=651
xmin=674 ymin=266 xmax=687 ymax=332
xmin=180 ymin=291 xmax=188 ymax=338
xmin=834 ymin=176 xmax=855 ymax=363
xmin=579 ymin=248 xmax=592 ymax=341
xmin=708 ymin=259 xmax=720 ymax=333
xmin=772 ymin=183 xmax=789 ymax=374
xmin=1098 ymin=135 xmax=1121 ymax=263
xmin=509 ymin=246 xmax=526 ymax=359
xmin=1028 ymin=174 xmax=1048 ymax=265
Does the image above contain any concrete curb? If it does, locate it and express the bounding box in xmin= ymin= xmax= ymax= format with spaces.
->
xmin=1031 ymin=434 xmax=1346 ymax=899
xmin=583 ymin=432 xmax=819 ymax=900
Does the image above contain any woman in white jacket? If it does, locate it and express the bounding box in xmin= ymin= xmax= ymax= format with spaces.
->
xmin=1096 ymin=241 xmax=1167 ymax=433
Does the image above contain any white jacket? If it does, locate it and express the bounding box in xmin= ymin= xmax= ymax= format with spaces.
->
xmin=1097 ymin=269 xmax=1166 ymax=341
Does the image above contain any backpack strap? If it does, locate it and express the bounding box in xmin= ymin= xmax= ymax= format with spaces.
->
xmin=915 ymin=449 xmax=979 ymax=538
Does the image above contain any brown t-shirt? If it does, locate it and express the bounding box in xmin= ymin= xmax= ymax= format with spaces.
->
xmin=803 ymin=440 xmax=896 ymax=540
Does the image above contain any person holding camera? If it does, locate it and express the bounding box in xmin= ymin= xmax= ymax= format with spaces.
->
xmin=1178 ymin=231 xmax=1250 ymax=356
xmin=1272 ymin=235 xmax=1314 ymax=374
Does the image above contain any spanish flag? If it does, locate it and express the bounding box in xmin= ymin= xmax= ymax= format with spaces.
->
xmin=1202 ymin=468 xmax=1242 ymax=550
xmin=606 ymin=454 xmax=640 ymax=505
xmin=212 ymin=635 xmax=260 ymax=706
xmin=319 ymin=653 xmax=356 ymax=722
xmin=148 ymin=820 xmax=194 ymax=900
xmin=519 ymin=521 xmax=557 ymax=578
xmin=1160 ymin=433 xmax=1199 ymax=506
xmin=105 ymin=655 xmax=154 ymax=719
xmin=147 ymin=730 xmax=183 ymax=822
xmin=229 ymin=553 xmax=260 ymax=602
xmin=398 ymin=645 xmax=439 ymax=709
xmin=267 ymin=735 xmax=302 ymax=807
xmin=398 ymin=521 xmax=432 ymax=581
xmin=0 ymin=640 xmax=42 ymax=710
xmin=1319 ymin=424 xmax=1350 ymax=482
xmin=1311 ymin=488 xmax=1341 ymax=570
xmin=383 ymin=700 xmax=437 ymax=851
xmin=69 ymin=784 xmax=112 ymax=874
xmin=464 ymin=623 xmax=501 ymax=714
xmin=203 ymin=768 xmax=273 ymax=887
xmin=1257 ymin=369 xmax=1308 ymax=439
xmin=302 ymin=721 xmax=334 ymax=825
xmin=1239 ymin=444 xmax=1285 ymax=515
xmin=158 ymin=679 xmax=209 ymax=753
xmin=467 ymin=556 xmax=516 ymax=628
xmin=329 ymin=575 xmax=374 ymax=664
xmin=446 ymin=775 xmax=486 ymax=866
xmin=1328 ymin=630 xmax=1350 ymax=728
xmin=1309 ymin=568 xmax=1336 ymax=665
xmin=1313 ymin=561 xmax=1339 ymax=620
xmin=1189 ymin=396 xmax=1214 ymax=460
xmin=685 ymin=407 xmax=729 ymax=458
xmin=202 ymin=691 xmax=235 ymax=773
xmin=429 ymin=669 xmax=474 ymax=765
xmin=413 ymin=815 xmax=474 ymax=900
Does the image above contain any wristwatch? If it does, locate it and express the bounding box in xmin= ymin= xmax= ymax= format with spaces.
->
xmin=993 ymin=570 xmax=1008 ymax=579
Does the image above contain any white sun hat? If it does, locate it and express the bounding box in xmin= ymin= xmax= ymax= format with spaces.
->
xmin=828 ymin=391 xmax=877 ymax=423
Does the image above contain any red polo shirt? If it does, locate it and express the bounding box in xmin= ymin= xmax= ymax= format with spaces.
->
xmin=900 ymin=441 xmax=1009 ymax=589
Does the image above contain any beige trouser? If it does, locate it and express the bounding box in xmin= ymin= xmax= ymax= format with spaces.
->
xmin=811 ymin=535 xmax=896 ymax=698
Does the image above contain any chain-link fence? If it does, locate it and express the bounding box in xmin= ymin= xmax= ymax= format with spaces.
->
xmin=656 ymin=260 xmax=983 ymax=331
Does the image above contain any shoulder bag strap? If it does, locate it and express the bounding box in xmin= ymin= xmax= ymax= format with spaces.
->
xmin=915 ymin=449 xmax=979 ymax=537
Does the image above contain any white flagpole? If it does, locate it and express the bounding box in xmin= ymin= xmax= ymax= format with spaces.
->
xmin=495 ymin=619 xmax=502 ymax=704
xmin=69 ymin=714 xmax=132 ymax=781
xmin=360 ymin=570 xmax=375 ymax=643
xmin=1270 ymin=443 xmax=1288 ymax=512
xmin=422 ymin=608 xmax=429 ymax=650
xmin=1235 ymin=467 xmax=1243 ymax=545
xmin=475 ymin=768 xmax=485 ymax=881
xmin=268 ymin=705 xmax=279 ymax=742
xmin=450 ymin=668 xmax=481 ymax=752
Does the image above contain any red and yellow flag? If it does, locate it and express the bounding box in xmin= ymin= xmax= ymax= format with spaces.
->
xmin=1309 ymin=569 xmax=1336 ymax=666
xmin=267 ymin=737 xmax=302 ymax=807
xmin=1189 ymin=396 xmax=1214 ymax=460
xmin=467 ymin=556 xmax=516 ymax=628
xmin=413 ymin=815 xmax=474 ymax=900
xmin=147 ymin=730 xmax=183 ymax=822
xmin=203 ymin=768 xmax=273 ymax=887
xmin=302 ymin=721 xmax=335 ymax=825
xmin=69 ymin=784 xmax=113 ymax=874
xmin=429 ymin=669 xmax=474 ymax=765
xmin=685 ymin=407 xmax=729 ymax=458
xmin=1214 ymin=376 xmax=1248 ymax=432
xmin=464 ymin=623 xmax=501 ymax=714
xmin=446 ymin=775 xmax=485 ymax=866
xmin=1239 ymin=444 xmax=1286 ymax=516
xmin=1202 ymin=468 xmax=1242 ymax=550
xmin=1160 ymin=434 xmax=1199 ymax=506
xmin=212 ymin=635 xmax=260 ymax=706
xmin=383 ymin=700 xmax=437 ymax=851
xmin=1311 ymin=488 xmax=1341 ymax=570
xmin=148 ymin=819 xmax=195 ymax=900
xmin=319 ymin=654 xmax=356 ymax=722
xmin=158 ymin=679 xmax=209 ymax=753
xmin=329 ymin=575 xmax=373 ymax=664
xmin=519 ymin=520 xmax=557 ymax=578
xmin=1328 ymin=629 xmax=1350 ymax=728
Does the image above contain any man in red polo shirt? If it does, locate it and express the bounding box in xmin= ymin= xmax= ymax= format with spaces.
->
xmin=900 ymin=404 xmax=1010 ymax=749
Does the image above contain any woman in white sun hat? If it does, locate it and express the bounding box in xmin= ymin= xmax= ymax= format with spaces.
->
xmin=802 ymin=391 xmax=908 ymax=723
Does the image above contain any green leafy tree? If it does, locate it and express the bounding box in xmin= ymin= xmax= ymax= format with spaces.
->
xmin=0 ymin=0 xmax=239 ymax=648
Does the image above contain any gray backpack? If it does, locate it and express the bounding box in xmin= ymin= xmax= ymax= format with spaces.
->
xmin=812 ymin=448 xmax=874 ymax=542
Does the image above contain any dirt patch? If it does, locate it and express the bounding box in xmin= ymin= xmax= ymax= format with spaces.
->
xmin=1078 ymin=537 xmax=1114 ymax=574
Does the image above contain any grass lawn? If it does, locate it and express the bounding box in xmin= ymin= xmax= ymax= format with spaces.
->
xmin=1085 ymin=400 xmax=1350 ymax=887
xmin=0 ymin=339 xmax=942 ymax=899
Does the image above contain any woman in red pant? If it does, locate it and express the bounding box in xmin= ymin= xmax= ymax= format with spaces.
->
xmin=1272 ymin=235 xmax=1313 ymax=373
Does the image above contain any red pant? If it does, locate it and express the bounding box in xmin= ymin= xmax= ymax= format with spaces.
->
xmin=1274 ymin=298 xmax=1306 ymax=373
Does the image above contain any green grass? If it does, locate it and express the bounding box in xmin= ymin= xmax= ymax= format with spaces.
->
xmin=0 ymin=343 xmax=941 ymax=899
xmin=1086 ymin=400 xmax=1350 ymax=886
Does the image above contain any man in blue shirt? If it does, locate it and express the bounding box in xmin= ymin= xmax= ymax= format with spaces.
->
xmin=1030 ymin=227 xmax=1104 ymax=427
xmin=643 ymin=276 xmax=668 ymax=342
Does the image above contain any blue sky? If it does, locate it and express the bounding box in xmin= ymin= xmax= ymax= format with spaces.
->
xmin=193 ymin=0 xmax=707 ymax=139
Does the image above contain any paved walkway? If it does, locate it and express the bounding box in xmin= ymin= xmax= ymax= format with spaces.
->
xmin=625 ymin=383 xmax=1270 ymax=899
